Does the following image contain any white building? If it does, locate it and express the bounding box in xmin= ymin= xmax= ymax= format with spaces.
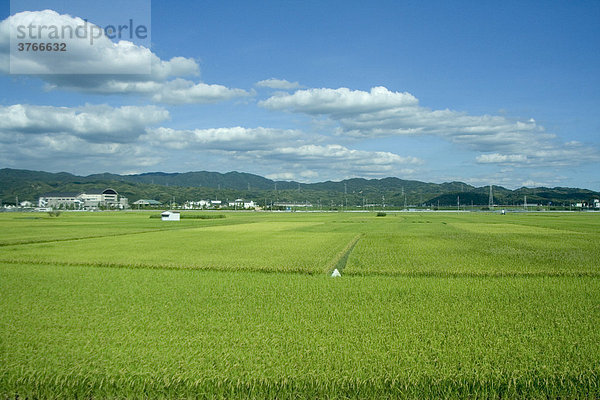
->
xmin=132 ymin=199 xmax=162 ymax=206
xmin=230 ymin=199 xmax=256 ymax=209
xmin=78 ymin=188 xmax=119 ymax=208
xmin=38 ymin=192 xmax=81 ymax=208
xmin=38 ymin=188 xmax=126 ymax=209
xmin=161 ymin=211 xmax=180 ymax=221
xmin=184 ymin=200 xmax=210 ymax=209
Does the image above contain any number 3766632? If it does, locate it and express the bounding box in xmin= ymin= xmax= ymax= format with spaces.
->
xmin=17 ymin=42 xmax=67 ymax=51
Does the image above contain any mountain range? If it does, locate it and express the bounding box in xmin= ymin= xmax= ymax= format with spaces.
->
xmin=1 ymin=168 xmax=598 ymax=208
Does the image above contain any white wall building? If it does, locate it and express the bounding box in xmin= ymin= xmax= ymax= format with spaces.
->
xmin=161 ymin=211 xmax=180 ymax=221
xmin=38 ymin=188 xmax=126 ymax=209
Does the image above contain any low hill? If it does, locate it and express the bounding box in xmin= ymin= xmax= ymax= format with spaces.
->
xmin=1 ymin=168 xmax=598 ymax=208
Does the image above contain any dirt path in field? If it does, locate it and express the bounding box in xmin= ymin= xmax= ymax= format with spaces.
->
xmin=328 ymin=234 xmax=362 ymax=274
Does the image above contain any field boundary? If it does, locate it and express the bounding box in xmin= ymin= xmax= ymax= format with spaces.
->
xmin=342 ymin=269 xmax=600 ymax=278
xmin=2 ymin=256 xmax=599 ymax=279
xmin=0 ymin=220 xmax=248 ymax=247
xmin=0 ymin=258 xmax=331 ymax=276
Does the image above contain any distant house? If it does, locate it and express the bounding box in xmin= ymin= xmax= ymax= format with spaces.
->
xmin=183 ymin=200 xmax=210 ymax=209
xmin=273 ymin=202 xmax=313 ymax=208
xmin=231 ymin=199 xmax=256 ymax=209
xmin=132 ymin=199 xmax=162 ymax=206
xmin=161 ymin=211 xmax=180 ymax=221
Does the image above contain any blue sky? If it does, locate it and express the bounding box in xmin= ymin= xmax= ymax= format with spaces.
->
xmin=0 ymin=0 xmax=599 ymax=189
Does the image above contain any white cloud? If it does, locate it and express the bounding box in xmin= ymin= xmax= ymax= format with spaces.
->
xmin=256 ymin=78 xmax=301 ymax=90
xmin=0 ymin=10 xmax=249 ymax=104
xmin=264 ymin=144 xmax=421 ymax=165
xmin=143 ymin=126 xmax=303 ymax=151
xmin=233 ymin=144 xmax=423 ymax=179
xmin=0 ymin=105 xmax=165 ymax=172
xmin=149 ymin=79 xmax=249 ymax=105
xmin=261 ymin=86 xmax=417 ymax=116
xmin=265 ymin=172 xmax=296 ymax=180
xmin=0 ymin=131 xmax=164 ymax=173
xmin=143 ymin=127 xmax=423 ymax=180
xmin=475 ymin=142 xmax=600 ymax=167
xmin=2 ymin=10 xmax=158 ymax=75
xmin=0 ymin=104 xmax=169 ymax=143
xmin=261 ymin=86 xmax=600 ymax=168
xmin=299 ymin=170 xmax=319 ymax=179
xmin=476 ymin=153 xmax=528 ymax=164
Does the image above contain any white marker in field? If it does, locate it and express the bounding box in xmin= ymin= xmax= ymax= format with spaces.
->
xmin=331 ymin=268 xmax=341 ymax=277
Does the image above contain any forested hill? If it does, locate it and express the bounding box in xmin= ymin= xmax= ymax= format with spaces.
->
xmin=1 ymin=168 xmax=598 ymax=207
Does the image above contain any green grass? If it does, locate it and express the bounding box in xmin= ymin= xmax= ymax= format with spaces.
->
xmin=341 ymin=213 xmax=600 ymax=276
xmin=0 ymin=219 xmax=355 ymax=273
xmin=0 ymin=212 xmax=246 ymax=246
xmin=2 ymin=263 xmax=600 ymax=399
xmin=1 ymin=211 xmax=599 ymax=398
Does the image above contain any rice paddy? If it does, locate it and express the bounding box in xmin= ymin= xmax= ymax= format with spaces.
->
xmin=1 ymin=211 xmax=599 ymax=398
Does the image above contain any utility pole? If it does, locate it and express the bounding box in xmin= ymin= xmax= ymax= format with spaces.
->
xmin=344 ymin=183 xmax=347 ymax=210
xmin=488 ymin=185 xmax=494 ymax=209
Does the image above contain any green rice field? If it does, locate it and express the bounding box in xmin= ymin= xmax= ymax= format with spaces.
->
xmin=1 ymin=211 xmax=599 ymax=398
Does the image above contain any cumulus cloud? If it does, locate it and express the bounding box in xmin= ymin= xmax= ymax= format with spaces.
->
xmin=143 ymin=127 xmax=423 ymax=180
xmin=149 ymin=79 xmax=249 ymax=105
xmin=261 ymin=144 xmax=420 ymax=165
xmin=0 ymin=103 xmax=169 ymax=143
xmin=475 ymin=142 xmax=600 ymax=167
xmin=265 ymin=172 xmax=296 ymax=180
xmin=255 ymin=78 xmax=302 ymax=90
xmin=476 ymin=153 xmax=528 ymax=164
xmin=261 ymin=86 xmax=417 ymax=116
xmin=0 ymin=103 xmax=168 ymax=172
xmin=143 ymin=126 xmax=303 ymax=151
xmin=0 ymin=98 xmax=424 ymax=179
xmin=0 ymin=131 xmax=164 ymax=173
xmin=260 ymin=86 xmax=600 ymax=167
xmin=232 ymin=144 xmax=423 ymax=179
xmin=0 ymin=10 xmax=249 ymax=104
